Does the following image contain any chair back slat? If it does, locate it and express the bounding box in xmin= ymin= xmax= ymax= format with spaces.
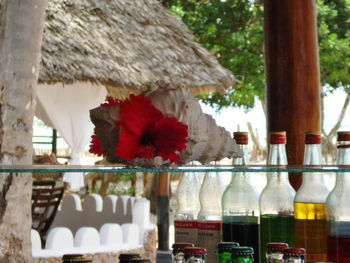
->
xmin=32 ymin=181 xmax=64 ymax=244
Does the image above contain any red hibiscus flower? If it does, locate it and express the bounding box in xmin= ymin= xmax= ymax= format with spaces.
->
xmin=115 ymin=95 xmax=188 ymax=164
xmin=89 ymin=134 xmax=105 ymax=156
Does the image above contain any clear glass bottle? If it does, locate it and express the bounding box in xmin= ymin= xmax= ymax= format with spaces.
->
xmin=217 ymin=242 xmax=240 ymax=263
xmin=326 ymin=131 xmax=350 ymax=263
xmin=266 ymin=242 xmax=289 ymax=263
xmin=282 ymin=248 xmax=306 ymax=263
xmin=259 ymin=131 xmax=296 ymax=263
xmin=184 ymin=247 xmax=207 ymax=263
xmin=294 ymin=131 xmax=329 ymax=262
xmin=174 ymin=171 xmax=201 ymax=244
xmin=231 ymin=247 xmax=254 ymax=263
xmin=172 ymin=243 xmax=194 ymax=263
xmin=197 ymin=165 xmax=225 ymax=262
xmin=222 ymin=132 xmax=260 ymax=263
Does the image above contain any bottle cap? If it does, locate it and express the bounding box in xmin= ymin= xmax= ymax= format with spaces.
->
xmin=217 ymin=242 xmax=240 ymax=252
xmin=172 ymin=243 xmax=194 ymax=249
xmin=337 ymin=131 xmax=350 ymax=142
xmin=234 ymin=132 xmax=248 ymax=145
xmin=269 ymin=131 xmax=287 ymax=144
xmin=305 ymin=131 xmax=322 ymax=144
xmin=119 ymin=253 xmax=141 ymax=261
xmin=283 ymin=248 xmax=306 ymax=255
xmin=184 ymin=247 xmax=207 ymax=256
xmin=266 ymin=242 xmax=289 ymax=253
xmin=172 ymin=243 xmax=194 ymax=254
xmin=230 ymin=246 xmax=254 ymax=256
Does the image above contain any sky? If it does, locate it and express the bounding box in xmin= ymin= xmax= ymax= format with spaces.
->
xmin=200 ymin=89 xmax=350 ymax=145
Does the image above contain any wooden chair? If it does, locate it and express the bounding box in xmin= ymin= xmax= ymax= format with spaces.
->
xmin=31 ymin=181 xmax=64 ymax=244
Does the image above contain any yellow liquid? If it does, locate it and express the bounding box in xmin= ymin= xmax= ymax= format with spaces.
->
xmin=294 ymin=202 xmax=327 ymax=262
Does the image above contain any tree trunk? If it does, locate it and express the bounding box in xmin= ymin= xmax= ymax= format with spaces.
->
xmin=264 ymin=0 xmax=321 ymax=190
xmin=0 ymin=0 xmax=46 ymax=261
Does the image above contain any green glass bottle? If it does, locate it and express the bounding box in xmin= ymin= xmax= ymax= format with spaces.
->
xmin=231 ymin=247 xmax=254 ymax=263
xmin=260 ymin=132 xmax=296 ymax=263
xmin=217 ymin=242 xmax=240 ymax=263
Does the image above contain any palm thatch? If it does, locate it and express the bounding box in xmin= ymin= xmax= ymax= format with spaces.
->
xmin=39 ymin=0 xmax=235 ymax=97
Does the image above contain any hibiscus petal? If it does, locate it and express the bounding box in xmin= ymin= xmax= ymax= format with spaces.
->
xmin=137 ymin=145 xmax=156 ymax=159
xmin=115 ymin=125 xmax=143 ymax=160
xmin=120 ymin=95 xmax=163 ymax=136
xmin=152 ymin=117 xmax=188 ymax=163
xmin=89 ymin=134 xmax=105 ymax=156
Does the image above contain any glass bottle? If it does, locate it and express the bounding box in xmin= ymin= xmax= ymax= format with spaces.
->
xmin=197 ymin=165 xmax=225 ymax=262
xmin=222 ymin=132 xmax=260 ymax=263
xmin=231 ymin=247 xmax=254 ymax=263
xmin=174 ymin=171 xmax=201 ymax=244
xmin=217 ymin=242 xmax=240 ymax=263
xmin=184 ymin=247 xmax=207 ymax=263
xmin=282 ymin=248 xmax=306 ymax=263
xmin=62 ymin=254 xmax=85 ymax=262
xmin=294 ymin=131 xmax=329 ymax=262
xmin=266 ymin=242 xmax=289 ymax=263
xmin=172 ymin=243 xmax=194 ymax=263
xmin=260 ymin=131 xmax=296 ymax=263
xmin=326 ymin=131 xmax=350 ymax=263
xmin=129 ymin=259 xmax=151 ymax=263
xmin=119 ymin=253 xmax=141 ymax=263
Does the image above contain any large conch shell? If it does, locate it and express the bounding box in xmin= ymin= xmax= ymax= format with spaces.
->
xmin=90 ymin=81 xmax=242 ymax=167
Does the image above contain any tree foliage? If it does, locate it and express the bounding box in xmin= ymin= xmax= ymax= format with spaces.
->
xmin=162 ymin=0 xmax=350 ymax=110
xmin=317 ymin=0 xmax=350 ymax=93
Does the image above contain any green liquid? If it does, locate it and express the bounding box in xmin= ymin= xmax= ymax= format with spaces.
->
xmin=217 ymin=252 xmax=232 ymax=263
xmin=232 ymin=256 xmax=253 ymax=263
xmin=260 ymin=215 xmax=295 ymax=263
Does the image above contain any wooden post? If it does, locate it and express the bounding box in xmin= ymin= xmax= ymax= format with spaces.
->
xmin=264 ymin=0 xmax=321 ymax=190
xmin=156 ymin=172 xmax=170 ymax=250
xmin=52 ymin=128 xmax=57 ymax=154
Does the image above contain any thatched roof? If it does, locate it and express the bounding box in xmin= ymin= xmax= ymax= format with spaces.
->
xmin=39 ymin=0 xmax=235 ymax=96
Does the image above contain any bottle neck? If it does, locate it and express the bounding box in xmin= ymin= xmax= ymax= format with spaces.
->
xmin=268 ymin=144 xmax=288 ymax=165
xmin=231 ymin=144 xmax=249 ymax=181
xmin=199 ymin=172 xmax=224 ymax=218
xmin=267 ymin=144 xmax=289 ymax=181
xmin=337 ymin=146 xmax=350 ymax=165
xmin=301 ymin=143 xmax=325 ymax=185
xmin=233 ymin=144 xmax=249 ymax=165
xmin=335 ymin=146 xmax=350 ymax=186
xmin=303 ymin=144 xmax=322 ymax=165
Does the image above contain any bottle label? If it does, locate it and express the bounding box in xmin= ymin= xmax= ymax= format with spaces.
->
xmin=197 ymin=220 xmax=222 ymax=262
xmin=174 ymin=220 xmax=198 ymax=244
xmin=267 ymin=258 xmax=283 ymax=263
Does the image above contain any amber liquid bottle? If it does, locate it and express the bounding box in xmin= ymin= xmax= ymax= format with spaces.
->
xmin=294 ymin=132 xmax=329 ymax=262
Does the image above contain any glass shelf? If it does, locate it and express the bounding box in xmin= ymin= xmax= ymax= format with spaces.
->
xmin=1 ymin=164 xmax=350 ymax=173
